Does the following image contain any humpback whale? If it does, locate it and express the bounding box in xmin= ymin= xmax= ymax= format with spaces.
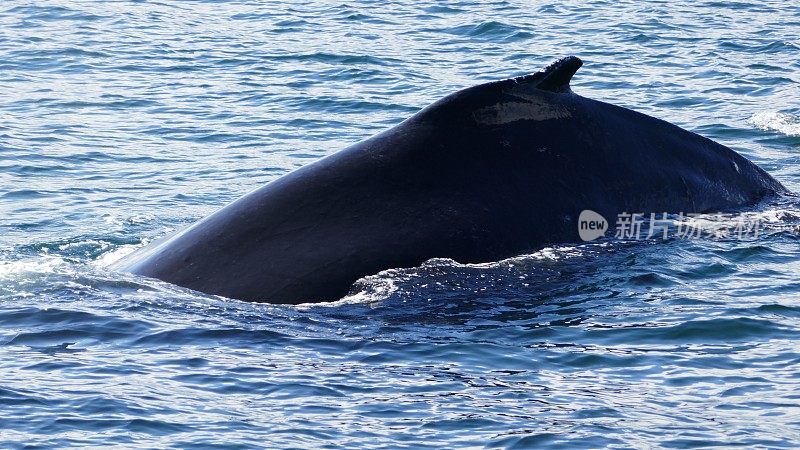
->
xmin=114 ymin=56 xmax=787 ymax=304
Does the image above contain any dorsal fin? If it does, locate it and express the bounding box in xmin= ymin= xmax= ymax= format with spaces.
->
xmin=526 ymin=56 xmax=582 ymax=93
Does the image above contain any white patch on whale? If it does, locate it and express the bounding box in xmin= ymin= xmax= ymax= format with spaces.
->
xmin=473 ymin=99 xmax=572 ymax=125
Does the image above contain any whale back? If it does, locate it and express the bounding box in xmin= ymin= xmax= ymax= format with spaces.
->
xmin=115 ymin=57 xmax=786 ymax=303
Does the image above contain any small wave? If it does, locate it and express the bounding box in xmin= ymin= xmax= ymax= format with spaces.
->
xmin=749 ymin=111 xmax=800 ymax=137
xmin=437 ymin=21 xmax=533 ymax=42
xmin=596 ymin=317 xmax=795 ymax=344
xmin=0 ymin=189 xmax=51 ymax=200
xmin=5 ymin=5 xmax=102 ymax=22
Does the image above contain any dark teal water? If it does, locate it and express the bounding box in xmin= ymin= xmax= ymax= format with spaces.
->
xmin=2 ymin=1 xmax=800 ymax=448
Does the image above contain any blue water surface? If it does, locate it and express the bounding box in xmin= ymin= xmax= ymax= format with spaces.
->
xmin=1 ymin=1 xmax=800 ymax=448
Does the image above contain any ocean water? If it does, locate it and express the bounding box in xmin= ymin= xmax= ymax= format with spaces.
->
xmin=1 ymin=0 xmax=800 ymax=448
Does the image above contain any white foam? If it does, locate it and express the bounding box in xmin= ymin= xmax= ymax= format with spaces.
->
xmin=749 ymin=111 xmax=800 ymax=137
xmin=0 ymin=255 xmax=69 ymax=280
xmin=309 ymin=271 xmax=401 ymax=308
